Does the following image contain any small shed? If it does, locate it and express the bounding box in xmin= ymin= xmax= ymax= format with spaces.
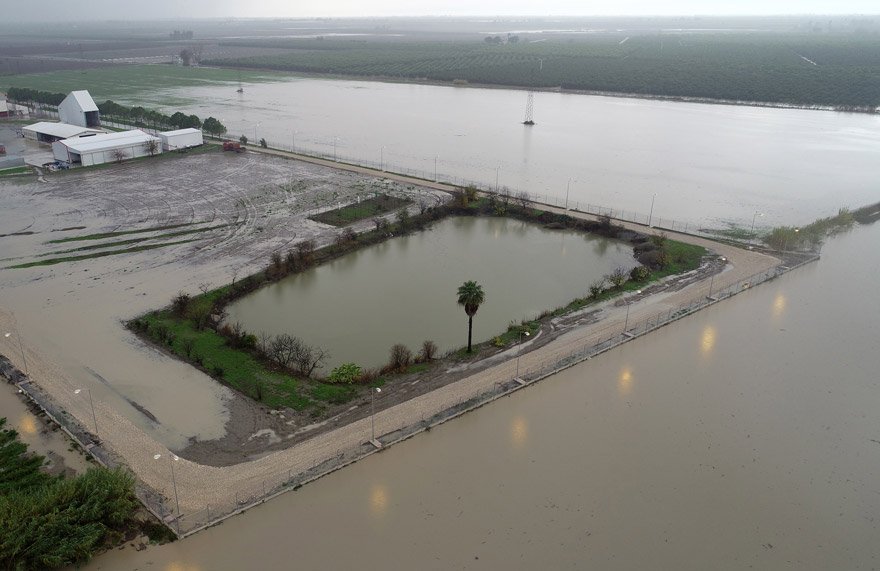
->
xmin=52 ymin=130 xmax=161 ymax=167
xmin=158 ymin=128 xmax=204 ymax=151
xmin=58 ymin=90 xmax=100 ymax=128
xmin=0 ymin=100 xmax=8 ymax=118
xmin=22 ymin=122 xmax=103 ymax=143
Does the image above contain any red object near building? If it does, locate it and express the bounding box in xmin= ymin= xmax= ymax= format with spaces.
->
xmin=222 ymin=140 xmax=243 ymax=153
xmin=0 ymin=144 xmax=6 ymax=155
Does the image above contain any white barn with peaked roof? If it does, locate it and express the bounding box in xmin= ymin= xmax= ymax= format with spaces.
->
xmin=58 ymin=90 xmax=100 ymax=128
xmin=52 ymin=130 xmax=161 ymax=167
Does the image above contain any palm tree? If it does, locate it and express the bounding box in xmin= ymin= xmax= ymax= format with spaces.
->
xmin=457 ymin=280 xmax=485 ymax=353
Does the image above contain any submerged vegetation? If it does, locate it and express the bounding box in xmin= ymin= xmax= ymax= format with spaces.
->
xmin=130 ymin=189 xmax=705 ymax=416
xmin=763 ymin=203 xmax=880 ymax=251
xmin=0 ymin=418 xmax=142 ymax=570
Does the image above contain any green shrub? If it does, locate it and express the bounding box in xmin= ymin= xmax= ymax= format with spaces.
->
xmin=630 ymin=265 xmax=651 ymax=281
xmin=329 ymin=363 xmax=362 ymax=384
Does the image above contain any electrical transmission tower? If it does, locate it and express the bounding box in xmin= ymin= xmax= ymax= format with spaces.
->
xmin=523 ymin=92 xmax=535 ymax=125
xmin=522 ymin=58 xmax=542 ymax=126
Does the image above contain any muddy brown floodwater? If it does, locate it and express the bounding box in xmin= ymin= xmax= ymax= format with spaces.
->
xmin=128 ymin=76 xmax=880 ymax=228
xmin=83 ymin=221 xmax=880 ymax=570
xmin=0 ymin=151 xmax=443 ymax=450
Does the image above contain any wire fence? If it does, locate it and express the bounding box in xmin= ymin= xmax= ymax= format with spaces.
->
xmin=5 ymin=109 xmax=823 ymax=537
xmin=169 ymin=249 xmax=818 ymax=537
xmin=0 ymin=247 xmax=822 ymax=538
xmin=20 ymin=109 xmax=796 ymax=248
xmin=232 ymin=135 xmax=797 ymax=248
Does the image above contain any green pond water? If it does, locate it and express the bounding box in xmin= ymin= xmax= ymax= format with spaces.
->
xmin=226 ymin=216 xmax=637 ymax=370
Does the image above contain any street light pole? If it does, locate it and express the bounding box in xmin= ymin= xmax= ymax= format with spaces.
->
xmin=565 ymin=178 xmax=571 ymax=210
xmin=370 ymin=387 xmax=381 ymax=441
xmin=515 ymin=330 xmax=531 ymax=379
xmin=623 ymin=290 xmax=642 ymax=333
xmin=154 ymin=453 xmax=180 ymax=536
xmin=254 ymin=122 xmax=261 ymax=144
xmin=648 ymin=194 xmax=657 ymax=227
xmin=4 ymin=330 xmax=27 ymax=376
xmin=750 ymin=211 xmax=764 ymax=242
xmin=74 ymin=388 xmax=98 ymax=436
xmin=783 ymin=227 xmax=799 ymax=252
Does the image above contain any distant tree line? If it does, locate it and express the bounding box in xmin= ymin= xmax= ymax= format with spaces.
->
xmin=203 ymin=34 xmax=880 ymax=108
xmin=5 ymin=87 xmax=227 ymax=136
xmin=169 ymin=30 xmax=194 ymax=40
xmin=97 ymin=100 xmax=225 ymax=136
xmin=5 ymin=86 xmax=65 ymax=107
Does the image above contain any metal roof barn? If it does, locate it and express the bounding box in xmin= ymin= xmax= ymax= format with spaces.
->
xmin=52 ymin=130 xmax=161 ymax=167
xmin=58 ymin=90 xmax=100 ymax=128
xmin=22 ymin=122 xmax=103 ymax=143
xmin=159 ymin=128 xmax=204 ymax=151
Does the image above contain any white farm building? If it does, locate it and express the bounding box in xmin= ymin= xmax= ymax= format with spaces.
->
xmin=52 ymin=130 xmax=161 ymax=167
xmin=159 ymin=128 xmax=203 ymax=151
xmin=58 ymin=90 xmax=101 ymax=128
xmin=22 ymin=121 xmax=102 ymax=143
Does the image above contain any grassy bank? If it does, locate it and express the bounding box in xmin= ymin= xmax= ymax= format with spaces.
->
xmin=0 ymin=166 xmax=32 ymax=176
xmin=131 ymin=194 xmax=706 ymax=415
xmin=7 ymin=238 xmax=203 ymax=269
xmin=310 ymin=194 xmax=412 ymax=227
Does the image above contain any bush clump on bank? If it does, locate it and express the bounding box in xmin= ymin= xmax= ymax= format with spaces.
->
xmin=0 ymin=418 xmax=140 ymax=570
xmin=130 ymin=190 xmax=706 ymax=416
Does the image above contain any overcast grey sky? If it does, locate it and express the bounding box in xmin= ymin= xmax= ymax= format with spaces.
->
xmin=10 ymin=0 xmax=880 ymax=20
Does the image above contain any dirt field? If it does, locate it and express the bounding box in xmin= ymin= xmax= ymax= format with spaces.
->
xmin=0 ymin=149 xmax=445 ymax=455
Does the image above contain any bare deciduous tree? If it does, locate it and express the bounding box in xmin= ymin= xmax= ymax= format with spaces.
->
xmin=111 ymin=149 xmax=127 ymax=164
xmin=143 ymin=139 xmax=159 ymax=156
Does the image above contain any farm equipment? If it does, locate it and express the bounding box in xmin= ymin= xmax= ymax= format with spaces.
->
xmin=222 ymin=140 xmax=244 ymax=153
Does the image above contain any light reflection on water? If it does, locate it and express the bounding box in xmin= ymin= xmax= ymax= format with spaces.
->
xmin=370 ymin=484 xmax=389 ymax=517
xmin=510 ymin=416 xmax=528 ymax=449
xmin=17 ymin=414 xmax=37 ymax=436
xmin=772 ymin=292 xmax=787 ymax=318
xmin=618 ymin=366 xmax=633 ymax=397
xmin=700 ymin=325 xmax=717 ymax=356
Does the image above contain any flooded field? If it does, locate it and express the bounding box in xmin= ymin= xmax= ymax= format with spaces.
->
xmin=0 ymin=381 xmax=92 ymax=478
xmin=226 ymin=216 xmax=637 ymax=369
xmin=0 ymin=151 xmax=440 ymax=449
xmin=83 ymin=220 xmax=880 ymax=571
xmin=112 ymin=76 xmax=880 ymax=229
